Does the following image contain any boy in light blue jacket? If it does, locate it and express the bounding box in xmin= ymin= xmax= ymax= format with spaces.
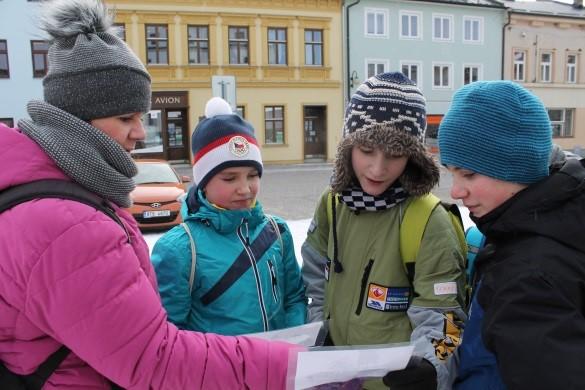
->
xmin=152 ymin=97 xmax=306 ymax=335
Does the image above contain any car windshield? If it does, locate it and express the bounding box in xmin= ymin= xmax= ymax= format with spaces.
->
xmin=134 ymin=163 xmax=180 ymax=185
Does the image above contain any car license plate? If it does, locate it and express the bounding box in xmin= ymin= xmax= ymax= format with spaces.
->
xmin=143 ymin=210 xmax=171 ymax=218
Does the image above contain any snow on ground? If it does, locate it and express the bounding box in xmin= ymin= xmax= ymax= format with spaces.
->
xmin=143 ymin=207 xmax=474 ymax=266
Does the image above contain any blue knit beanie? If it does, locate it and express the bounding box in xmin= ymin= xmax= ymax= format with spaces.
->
xmin=439 ymin=81 xmax=551 ymax=184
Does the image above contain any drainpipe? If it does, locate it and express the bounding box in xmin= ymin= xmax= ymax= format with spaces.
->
xmin=345 ymin=0 xmax=361 ymax=101
xmin=501 ymin=8 xmax=511 ymax=80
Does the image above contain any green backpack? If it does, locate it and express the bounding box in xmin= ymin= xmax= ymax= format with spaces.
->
xmin=326 ymin=192 xmax=467 ymax=285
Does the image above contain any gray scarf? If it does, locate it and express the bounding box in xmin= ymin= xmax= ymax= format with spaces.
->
xmin=18 ymin=100 xmax=137 ymax=208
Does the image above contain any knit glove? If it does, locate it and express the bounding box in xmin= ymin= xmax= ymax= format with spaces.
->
xmin=382 ymin=355 xmax=437 ymax=390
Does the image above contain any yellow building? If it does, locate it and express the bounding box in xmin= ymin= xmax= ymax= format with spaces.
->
xmin=107 ymin=0 xmax=343 ymax=164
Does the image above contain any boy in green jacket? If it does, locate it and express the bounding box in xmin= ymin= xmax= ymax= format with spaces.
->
xmin=301 ymin=72 xmax=466 ymax=390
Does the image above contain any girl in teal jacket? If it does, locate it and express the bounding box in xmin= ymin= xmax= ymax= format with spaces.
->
xmin=151 ymin=97 xmax=306 ymax=335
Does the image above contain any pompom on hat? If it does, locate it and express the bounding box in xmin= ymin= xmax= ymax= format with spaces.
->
xmin=39 ymin=0 xmax=151 ymax=120
xmin=191 ymin=97 xmax=263 ymax=189
xmin=439 ymin=81 xmax=552 ymax=184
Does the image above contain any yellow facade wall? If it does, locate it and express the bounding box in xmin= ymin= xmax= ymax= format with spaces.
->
xmin=107 ymin=0 xmax=344 ymax=163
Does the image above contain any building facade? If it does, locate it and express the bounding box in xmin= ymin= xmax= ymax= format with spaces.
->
xmin=344 ymin=0 xmax=506 ymax=142
xmin=502 ymin=0 xmax=585 ymax=152
xmin=0 ymin=0 xmax=45 ymax=127
xmin=109 ymin=0 xmax=344 ymax=163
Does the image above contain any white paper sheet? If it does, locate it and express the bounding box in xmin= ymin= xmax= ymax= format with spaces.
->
xmin=245 ymin=321 xmax=323 ymax=347
xmin=293 ymin=344 xmax=414 ymax=389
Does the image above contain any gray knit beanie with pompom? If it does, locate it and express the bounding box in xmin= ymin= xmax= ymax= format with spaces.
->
xmin=40 ymin=0 xmax=151 ymax=121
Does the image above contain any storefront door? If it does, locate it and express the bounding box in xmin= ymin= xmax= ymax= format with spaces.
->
xmin=303 ymin=106 xmax=326 ymax=159
xmin=166 ymin=110 xmax=188 ymax=161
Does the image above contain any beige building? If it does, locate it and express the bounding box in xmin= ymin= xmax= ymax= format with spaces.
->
xmin=108 ymin=0 xmax=344 ymax=164
xmin=502 ymin=0 xmax=585 ymax=152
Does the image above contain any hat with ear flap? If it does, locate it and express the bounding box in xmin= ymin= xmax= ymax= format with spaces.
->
xmin=331 ymin=72 xmax=439 ymax=196
xmin=191 ymin=97 xmax=263 ymax=190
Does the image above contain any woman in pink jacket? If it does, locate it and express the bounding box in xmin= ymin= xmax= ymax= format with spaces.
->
xmin=0 ymin=0 xmax=299 ymax=388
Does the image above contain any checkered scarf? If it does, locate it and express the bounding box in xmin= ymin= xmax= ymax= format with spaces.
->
xmin=339 ymin=182 xmax=408 ymax=211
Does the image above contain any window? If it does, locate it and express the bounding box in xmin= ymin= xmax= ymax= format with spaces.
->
xmin=400 ymin=11 xmax=421 ymax=39
xmin=188 ymin=25 xmax=209 ymax=64
xmin=113 ymin=23 xmax=126 ymax=41
xmin=146 ymin=24 xmax=168 ymax=64
xmin=268 ymin=27 xmax=287 ymax=65
xmin=567 ymin=54 xmax=577 ymax=83
xmin=229 ymin=26 xmax=249 ymax=65
xmin=365 ymin=8 xmax=388 ymax=37
xmin=433 ymin=63 xmax=452 ymax=89
xmin=540 ymin=52 xmax=552 ymax=82
xmin=236 ymin=105 xmax=245 ymax=119
xmin=432 ymin=14 xmax=452 ymax=41
xmin=366 ymin=59 xmax=388 ymax=78
xmin=513 ymin=50 xmax=526 ymax=82
xmin=305 ymin=29 xmax=323 ymax=66
xmin=463 ymin=16 xmax=482 ymax=43
xmin=31 ymin=40 xmax=49 ymax=78
xmin=401 ymin=62 xmax=421 ymax=85
xmin=265 ymin=106 xmax=284 ymax=144
xmin=548 ymin=108 xmax=574 ymax=138
xmin=463 ymin=64 xmax=481 ymax=84
xmin=0 ymin=118 xmax=14 ymax=127
xmin=0 ymin=40 xmax=8 ymax=78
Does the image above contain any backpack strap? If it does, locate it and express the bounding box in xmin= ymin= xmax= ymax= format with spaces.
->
xmin=0 ymin=179 xmax=130 ymax=243
xmin=401 ymin=194 xmax=467 ymax=285
xmin=18 ymin=345 xmax=70 ymax=390
xmin=400 ymin=194 xmax=441 ymax=264
xmin=181 ymin=223 xmax=197 ymax=295
xmin=200 ymin=222 xmax=280 ymax=306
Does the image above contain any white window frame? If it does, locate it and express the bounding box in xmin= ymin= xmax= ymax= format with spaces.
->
xmin=399 ymin=10 xmax=422 ymax=40
xmin=513 ymin=49 xmax=526 ymax=82
xmin=548 ymin=108 xmax=574 ymax=138
xmin=432 ymin=14 xmax=453 ymax=42
xmin=540 ymin=51 xmax=553 ymax=83
xmin=365 ymin=8 xmax=389 ymax=38
xmin=365 ymin=58 xmax=389 ymax=79
xmin=432 ymin=62 xmax=453 ymax=89
xmin=400 ymin=60 xmax=422 ymax=86
xmin=462 ymin=16 xmax=483 ymax=44
xmin=462 ymin=63 xmax=483 ymax=85
xmin=567 ymin=53 xmax=577 ymax=83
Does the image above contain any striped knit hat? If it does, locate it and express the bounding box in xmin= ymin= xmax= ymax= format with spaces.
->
xmin=439 ymin=81 xmax=552 ymax=184
xmin=331 ymin=72 xmax=439 ymax=196
xmin=191 ymin=97 xmax=263 ymax=189
xmin=344 ymin=72 xmax=426 ymax=139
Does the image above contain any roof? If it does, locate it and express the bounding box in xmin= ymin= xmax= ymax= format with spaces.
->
xmin=406 ymin=0 xmax=505 ymax=9
xmin=501 ymin=0 xmax=585 ymax=18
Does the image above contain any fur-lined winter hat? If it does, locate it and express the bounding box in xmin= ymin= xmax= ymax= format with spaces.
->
xmin=192 ymin=97 xmax=263 ymax=190
xmin=331 ymin=72 xmax=439 ymax=196
xmin=39 ymin=0 xmax=151 ymax=121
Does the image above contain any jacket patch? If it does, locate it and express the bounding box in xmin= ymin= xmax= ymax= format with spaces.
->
xmin=366 ymin=283 xmax=410 ymax=312
xmin=434 ymin=281 xmax=457 ymax=295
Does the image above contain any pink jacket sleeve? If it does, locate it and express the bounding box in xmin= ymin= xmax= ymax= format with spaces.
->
xmin=23 ymin=217 xmax=298 ymax=389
